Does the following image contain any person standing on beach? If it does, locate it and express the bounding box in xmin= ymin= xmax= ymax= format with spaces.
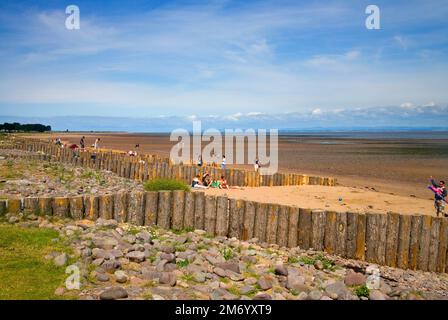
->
xmin=80 ymin=136 xmax=85 ymax=150
xmin=93 ymin=138 xmax=100 ymax=150
xmin=430 ymin=176 xmax=447 ymax=217
xmin=254 ymin=158 xmax=259 ymax=172
xmin=221 ymin=155 xmax=226 ymax=170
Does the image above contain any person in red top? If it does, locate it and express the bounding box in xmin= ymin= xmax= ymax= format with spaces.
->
xmin=219 ymin=175 xmax=229 ymax=189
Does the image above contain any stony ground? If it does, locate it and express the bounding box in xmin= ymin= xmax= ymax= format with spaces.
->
xmin=3 ymin=213 xmax=448 ymax=300
xmin=0 ymin=150 xmax=143 ymax=198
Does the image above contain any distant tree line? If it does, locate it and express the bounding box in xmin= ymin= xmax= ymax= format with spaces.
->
xmin=0 ymin=122 xmax=51 ymax=132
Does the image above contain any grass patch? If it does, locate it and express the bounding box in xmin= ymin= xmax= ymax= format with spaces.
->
xmin=0 ymin=224 xmax=70 ymax=299
xmin=298 ymin=254 xmax=336 ymax=271
xmin=287 ymin=256 xmax=300 ymax=264
xmin=144 ymin=178 xmax=190 ymax=192
xmin=176 ymin=259 xmax=190 ymax=268
xmin=355 ymin=284 xmax=370 ymax=298
xmin=220 ymin=247 xmax=234 ymax=261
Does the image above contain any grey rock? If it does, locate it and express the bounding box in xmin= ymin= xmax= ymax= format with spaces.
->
xmin=160 ymin=253 xmax=175 ymax=262
xmin=369 ymin=289 xmax=387 ymax=300
xmin=126 ymin=251 xmax=146 ymax=262
xmin=257 ymin=278 xmax=273 ymax=290
xmin=253 ymin=293 xmax=272 ymax=300
xmin=136 ymin=231 xmax=152 ymax=243
xmin=215 ymin=261 xmax=240 ymax=274
xmin=54 ymin=253 xmax=68 ymax=266
xmin=114 ymin=270 xmax=128 ymax=283
xmin=309 ymin=290 xmax=323 ymax=300
xmin=99 ymin=287 xmax=128 ymax=300
xmin=344 ymin=270 xmax=366 ymax=286
xmin=96 ymin=273 xmax=110 ymax=282
xmin=159 ymin=272 xmax=177 ymax=286
xmin=193 ymin=272 xmax=206 ymax=283
xmin=325 ymin=281 xmax=349 ymax=300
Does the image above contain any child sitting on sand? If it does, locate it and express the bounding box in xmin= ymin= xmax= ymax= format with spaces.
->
xmin=209 ymin=178 xmax=220 ymax=188
xmin=219 ymin=176 xmax=229 ymax=189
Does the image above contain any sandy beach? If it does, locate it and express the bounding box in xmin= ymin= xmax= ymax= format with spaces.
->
xmin=21 ymin=131 xmax=447 ymax=216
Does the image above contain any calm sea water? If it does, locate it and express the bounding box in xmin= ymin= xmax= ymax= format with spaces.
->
xmin=278 ymin=131 xmax=448 ymax=140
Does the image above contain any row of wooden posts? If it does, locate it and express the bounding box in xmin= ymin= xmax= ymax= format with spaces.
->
xmin=2 ymin=138 xmax=336 ymax=187
xmin=1 ymin=191 xmax=447 ymax=274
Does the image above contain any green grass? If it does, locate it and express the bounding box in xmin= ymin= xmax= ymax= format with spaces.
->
xmin=144 ymin=178 xmax=191 ymax=192
xmin=176 ymin=259 xmax=190 ymax=268
xmin=287 ymin=256 xmax=300 ymax=264
xmin=355 ymin=284 xmax=370 ymax=298
xmin=0 ymin=224 xmax=70 ymax=299
xmin=298 ymin=254 xmax=336 ymax=271
xmin=220 ymin=247 xmax=234 ymax=261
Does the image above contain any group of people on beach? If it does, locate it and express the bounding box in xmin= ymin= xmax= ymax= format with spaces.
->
xmin=191 ymin=171 xmax=231 ymax=190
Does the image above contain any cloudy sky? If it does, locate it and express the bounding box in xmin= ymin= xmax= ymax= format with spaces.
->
xmin=0 ymin=0 xmax=447 ymax=130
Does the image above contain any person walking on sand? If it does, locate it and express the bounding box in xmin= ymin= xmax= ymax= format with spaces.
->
xmin=254 ymin=158 xmax=260 ymax=172
xmin=429 ymin=176 xmax=447 ymax=217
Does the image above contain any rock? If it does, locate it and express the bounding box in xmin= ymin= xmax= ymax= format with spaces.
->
xmin=54 ymin=287 xmax=65 ymax=296
xmin=54 ymin=253 xmax=68 ymax=266
xmin=114 ymin=270 xmax=128 ymax=283
xmin=297 ymin=292 xmax=308 ymax=300
xmin=92 ymin=248 xmax=111 ymax=259
xmin=96 ymin=273 xmax=110 ymax=282
xmin=8 ymin=216 xmax=19 ymax=224
xmin=215 ymin=261 xmax=240 ymax=274
xmin=193 ymin=272 xmax=206 ymax=283
xmin=253 ymin=293 xmax=272 ymax=300
xmin=325 ymin=281 xmax=349 ymax=300
xmin=102 ymin=260 xmax=121 ymax=273
xmin=309 ymin=290 xmax=322 ymax=300
xmin=240 ymin=286 xmax=254 ymax=295
xmin=274 ymin=265 xmax=288 ymax=276
xmin=314 ymin=260 xmax=324 ymax=270
xmin=123 ymin=234 xmax=136 ymax=244
xmin=136 ymin=231 xmax=152 ymax=243
xmin=93 ymin=237 xmax=118 ymax=250
xmin=369 ymin=290 xmax=387 ymax=300
xmin=257 ymin=277 xmax=273 ymax=290
xmin=160 ymin=253 xmax=175 ymax=262
xmin=126 ymin=251 xmax=146 ymax=262
xmin=99 ymin=287 xmax=128 ymax=300
xmin=213 ymin=267 xmax=227 ymax=277
xmin=160 ymin=245 xmax=175 ymax=254
xmin=344 ymin=270 xmax=366 ymax=286
xmin=159 ymin=272 xmax=177 ymax=286
xmin=286 ymin=272 xmax=306 ymax=292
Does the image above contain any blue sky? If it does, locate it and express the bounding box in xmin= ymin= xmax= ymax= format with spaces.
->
xmin=0 ymin=0 xmax=447 ymax=130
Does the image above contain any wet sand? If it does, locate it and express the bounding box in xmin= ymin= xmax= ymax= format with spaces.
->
xmin=23 ymin=132 xmax=448 ymax=203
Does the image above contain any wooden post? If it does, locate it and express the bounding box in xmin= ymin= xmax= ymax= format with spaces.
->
xmin=23 ymin=197 xmax=39 ymax=215
xmin=324 ymin=211 xmax=337 ymax=254
xmin=99 ymin=194 xmax=114 ymax=220
xmin=171 ymin=190 xmax=185 ymax=230
xmin=287 ymin=206 xmax=299 ymax=248
xmin=254 ymin=203 xmax=268 ymax=243
xmin=376 ymin=214 xmax=387 ymax=265
xmin=365 ymin=213 xmax=379 ymax=263
xmin=157 ymin=191 xmax=172 ymax=229
xmin=437 ymin=218 xmax=448 ymax=273
xmin=229 ymin=199 xmax=244 ymax=239
xmin=52 ymin=197 xmax=69 ymax=218
xmin=183 ymin=192 xmax=195 ymax=230
xmin=346 ymin=212 xmax=357 ymax=259
xmin=408 ymin=215 xmax=422 ymax=270
xmin=69 ymin=196 xmax=84 ymax=220
xmin=298 ymin=208 xmax=312 ymax=250
xmin=0 ymin=200 xmax=7 ymax=216
xmin=311 ymin=210 xmax=326 ymax=251
xmin=355 ymin=214 xmax=366 ymax=261
xmin=215 ymin=196 xmax=229 ymax=237
xmin=277 ymin=205 xmax=289 ymax=247
xmin=385 ymin=212 xmax=400 ymax=267
xmin=39 ymin=198 xmax=53 ymax=216
xmin=144 ymin=191 xmax=158 ymax=226
xmin=7 ymin=198 xmax=22 ymax=214
xmin=241 ymin=201 xmax=255 ymax=241
xmin=428 ymin=217 xmax=441 ymax=272
xmin=84 ymin=195 xmax=99 ymax=221
xmin=194 ymin=192 xmax=205 ymax=230
xmin=397 ymin=214 xmax=411 ymax=270
xmin=128 ymin=191 xmax=145 ymax=225
xmin=417 ymin=215 xmax=432 ymax=271
xmin=113 ymin=191 xmax=128 ymax=223
xmin=335 ymin=211 xmax=347 ymax=257
xmin=266 ymin=204 xmax=279 ymax=244
xmin=204 ymin=195 xmax=217 ymax=235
